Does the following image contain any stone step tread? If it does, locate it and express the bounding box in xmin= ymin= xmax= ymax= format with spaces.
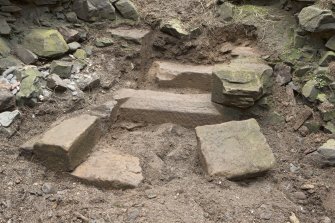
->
xmin=149 ymin=61 xmax=214 ymax=90
xmin=115 ymin=89 xmax=239 ymax=127
xmin=72 ymin=150 xmax=143 ymax=189
xmin=27 ymin=114 xmax=101 ymax=171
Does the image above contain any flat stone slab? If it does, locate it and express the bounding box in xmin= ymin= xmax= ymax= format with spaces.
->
xmin=149 ymin=61 xmax=213 ymax=90
xmin=196 ymin=119 xmax=276 ymax=179
xmin=108 ymin=28 xmax=150 ymax=44
xmin=114 ymin=89 xmax=239 ymax=127
xmin=72 ymin=151 xmax=143 ymax=189
xmin=31 ymin=114 xmax=101 ymax=171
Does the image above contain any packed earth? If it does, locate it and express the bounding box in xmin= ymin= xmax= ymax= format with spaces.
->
xmin=1 ymin=0 xmax=335 ymax=222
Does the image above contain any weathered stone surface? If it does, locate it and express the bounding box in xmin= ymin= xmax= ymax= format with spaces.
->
xmin=0 ymin=18 xmax=11 ymax=35
xmin=50 ymin=60 xmax=73 ymax=78
xmin=0 ymin=110 xmax=20 ymax=127
xmin=31 ymin=114 xmax=101 ymax=171
xmin=160 ymin=19 xmax=189 ymax=39
xmin=217 ymin=2 xmax=233 ymax=21
xmin=114 ymin=0 xmax=139 ymax=21
xmin=231 ymin=47 xmax=260 ymax=58
xmin=0 ymin=89 xmax=15 ymax=112
xmin=108 ymin=28 xmax=150 ymax=44
xmin=94 ymin=37 xmax=113 ymax=47
xmin=16 ymin=68 xmax=42 ymax=103
xmin=0 ymin=5 xmax=21 ymax=12
xmin=57 ymin=26 xmax=80 ymax=43
xmin=274 ymin=63 xmax=292 ymax=86
xmin=73 ymin=0 xmax=116 ymax=22
xmin=293 ymin=107 xmax=313 ymax=130
xmin=114 ymin=89 xmax=239 ymax=127
xmin=196 ymin=119 xmax=276 ymax=179
xmin=72 ymin=150 xmax=143 ymax=189
xmin=65 ymin=12 xmax=78 ymax=23
xmin=318 ymin=139 xmax=335 ymax=166
xmin=47 ymin=74 xmax=67 ymax=92
xmin=23 ymin=29 xmax=69 ymax=58
xmin=13 ymin=45 xmax=38 ymax=65
xmin=76 ymin=73 xmax=100 ymax=91
xmin=0 ymin=56 xmax=22 ymax=73
xmin=0 ymin=37 xmax=10 ymax=58
xmin=68 ymin=42 xmax=81 ymax=52
xmin=211 ymin=58 xmax=273 ymax=108
xmin=298 ymin=6 xmax=335 ymax=32
xmin=73 ymin=49 xmax=87 ymax=60
xmin=319 ymin=51 xmax=335 ymax=66
xmin=302 ymin=80 xmax=319 ymax=102
xmin=149 ymin=61 xmax=213 ymax=90
xmin=326 ymin=35 xmax=335 ymax=51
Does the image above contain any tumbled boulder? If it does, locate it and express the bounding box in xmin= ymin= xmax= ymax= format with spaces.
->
xmin=23 ymin=29 xmax=69 ymax=58
xmin=73 ymin=0 xmax=116 ymax=21
xmin=211 ymin=58 xmax=273 ymax=108
xmin=298 ymin=6 xmax=335 ymax=32
xmin=114 ymin=0 xmax=139 ymax=21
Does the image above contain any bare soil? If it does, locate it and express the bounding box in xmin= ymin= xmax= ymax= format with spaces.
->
xmin=1 ymin=0 xmax=335 ymax=222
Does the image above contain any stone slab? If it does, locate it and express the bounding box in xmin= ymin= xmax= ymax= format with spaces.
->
xmin=196 ymin=119 xmax=276 ymax=179
xmin=108 ymin=28 xmax=150 ymax=44
xmin=72 ymin=150 xmax=143 ymax=189
xmin=114 ymin=89 xmax=239 ymax=127
xmin=32 ymin=114 xmax=100 ymax=171
xmin=149 ymin=61 xmax=213 ymax=90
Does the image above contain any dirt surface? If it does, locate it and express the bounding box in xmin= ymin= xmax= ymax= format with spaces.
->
xmin=1 ymin=0 xmax=335 ymax=223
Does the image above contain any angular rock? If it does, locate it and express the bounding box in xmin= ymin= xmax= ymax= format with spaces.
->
xmin=318 ymin=101 xmax=335 ymax=122
xmin=149 ymin=61 xmax=214 ymax=90
xmin=0 ymin=18 xmax=11 ymax=35
xmin=196 ymin=119 xmax=276 ymax=179
xmin=47 ymin=74 xmax=67 ymax=92
xmin=73 ymin=49 xmax=86 ymax=60
xmin=217 ymin=2 xmax=233 ymax=21
xmin=298 ymin=6 xmax=335 ymax=32
xmin=293 ymin=107 xmax=313 ymax=130
xmin=274 ymin=63 xmax=292 ymax=86
xmin=73 ymin=0 xmax=116 ymax=22
xmin=160 ymin=19 xmax=189 ymax=39
xmin=23 ymin=29 xmax=69 ymax=58
xmin=13 ymin=45 xmax=38 ymax=65
xmin=319 ymin=51 xmax=335 ymax=66
xmin=108 ymin=28 xmax=150 ymax=44
xmin=76 ymin=73 xmax=100 ymax=91
xmin=302 ymin=80 xmax=319 ymax=102
xmin=65 ymin=12 xmax=78 ymax=23
xmin=0 ymin=110 xmax=20 ymax=127
xmin=114 ymin=89 xmax=239 ymax=127
xmin=325 ymin=35 xmax=335 ymax=51
xmin=57 ymin=26 xmax=80 ymax=43
xmin=68 ymin=42 xmax=81 ymax=52
xmin=0 ymin=37 xmax=10 ymax=58
xmin=31 ymin=114 xmax=101 ymax=171
xmin=318 ymin=139 xmax=335 ymax=166
xmin=211 ymin=58 xmax=273 ymax=108
xmin=0 ymin=89 xmax=14 ymax=112
xmin=0 ymin=56 xmax=22 ymax=73
xmin=50 ymin=60 xmax=73 ymax=78
xmin=95 ymin=37 xmax=113 ymax=47
xmin=114 ymin=0 xmax=139 ymax=21
xmin=0 ymin=5 xmax=21 ymax=13
xmin=16 ymin=68 xmax=42 ymax=103
xmin=72 ymin=151 xmax=143 ymax=189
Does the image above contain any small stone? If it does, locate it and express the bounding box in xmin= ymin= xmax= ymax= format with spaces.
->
xmin=319 ymin=51 xmax=335 ymax=67
xmin=302 ymin=80 xmax=319 ymax=102
xmin=114 ymin=0 xmax=139 ymax=21
xmin=289 ymin=163 xmax=299 ymax=173
xmin=47 ymin=74 xmax=67 ymax=92
xmin=76 ymin=73 xmax=100 ymax=91
xmin=65 ymin=12 xmax=78 ymax=23
xmin=68 ymin=42 xmax=81 ymax=52
xmin=95 ymin=37 xmax=113 ymax=47
xmin=41 ymin=183 xmax=56 ymax=194
xmin=73 ymin=49 xmax=86 ymax=60
xmin=324 ymin=122 xmax=335 ymax=134
xmin=301 ymin=184 xmax=315 ymax=190
xmin=289 ymin=212 xmax=300 ymax=223
xmin=298 ymin=126 xmax=309 ymax=136
xmin=0 ymin=110 xmax=20 ymax=127
xmin=292 ymin=191 xmax=307 ymax=200
xmin=0 ymin=37 xmax=10 ymax=58
xmin=217 ymin=2 xmax=233 ymax=21
xmin=318 ymin=139 xmax=335 ymax=165
xmin=321 ymin=216 xmax=332 ymax=223
xmin=274 ymin=63 xmax=292 ymax=86
xmin=0 ymin=18 xmax=11 ymax=35
xmin=50 ymin=60 xmax=73 ymax=78
xmin=293 ymin=107 xmax=313 ymax=130
xmin=160 ymin=19 xmax=189 ymax=39
xmin=0 ymin=89 xmax=15 ymax=112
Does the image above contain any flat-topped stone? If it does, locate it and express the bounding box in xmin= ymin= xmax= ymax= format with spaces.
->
xmin=114 ymin=89 xmax=239 ymax=127
xmin=31 ymin=114 xmax=101 ymax=171
xmin=196 ymin=119 xmax=276 ymax=179
xmin=108 ymin=28 xmax=150 ymax=44
xmin=72 ymin=150 xmax=143 ymax=189
xmin=149 ymin=61 xmax=214 ymax=90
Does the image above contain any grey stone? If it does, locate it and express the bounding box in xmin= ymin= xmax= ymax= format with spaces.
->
xmin=50 ymin=60 xmax=73 ymax=78
xmin=326 ymin=35 xmax=335 ymax=51
xmin=196 ymin=119 xmax=276 ymax=179
xmin=73 ymin=0 xmax=116 ymax=22
xmin=41 ymin=183 xmax=56 ymax=194
xmin=65 ymin=12 xmax=78 ymax=23
xmin=0 ymin=110 xmax=20 ymax=127
xmin=68 ymin=42 xmax=81 ymax=51
xmin=0 ymin=5 xmax=21 ymax=13
xmin=94 ymin=37 xmax=113 ymax=47
xmin=57 ymin=26 xmax=80 ymax=43
xmin=114 ymin=0 xmax=139 ymax=21
xmin=274 ymin=63 xmax=292 ymax=86
xmin=160 ymin=19 xmax=189 ymax=39
xmin=0 ymin=56 xmax=22 ymax=74
xmin=298 ymin=6 xmax=335 ymax=32
xmin=0 ymin=89 xmax=14 ymax=112
xmin=0 ymin=37 xmax=10 ymax=58
xmin=302 ymin=80 xmax=319 ymax=102
xmin=76 ymin=73 xmax=100 ymax=91
xmin=217 ymin=2 xmax=233 ymax=21
xmin=318 ymin=139 xmax=335 ymax=165
xmin=0 ymin=18 xmax=11 ymax=35
xmin=108 ymin=28 xmax=150 ymax=44
xmin=13 ymin=45 xmax=38 ymax=65
xmin=47 ymin=74 xmax=68 ymax=92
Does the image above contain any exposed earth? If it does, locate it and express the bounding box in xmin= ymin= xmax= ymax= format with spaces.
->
xmin=1 ymin=0 xmax=335 ymax=222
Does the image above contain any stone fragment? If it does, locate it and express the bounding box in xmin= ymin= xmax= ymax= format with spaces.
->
xmin=31 ymin=114 xmax=101 ymax=171
xmin=196 ymin=119 xmax=276 ymax=179
xmin=318 ymin=101 xmax=335 ymax=122
xmin=302 ymin=80 xmax=319 ymax=102
xmin=318 ymin=139 xmax=335 ymax=166
xmin=274 ymin=63 xmax=292 ymax=86
xmin=114 ymin=89 xmax=239 ymax=127
xmin=72 ymin=151 xmax=143 ymax=189
xmin=73 ymin=49 xmax=87 ymax=60
xmin=326 ymin=35 xmax=335 ymax=51
xmin=0 ymin=56 xmax=22 ymax=73
xmin=108 ymin=28 xmax=150 ymax=44
xmin=0 ymin=18 xmax=11 ymax=35
xmin=160 ymin=19 xmax=189 ymax=39
xmin=23 ymin=29 xmax=69 ymax=58
xmin=65 ymin=12 xmax=78 ymax=23
xmin=68 ymin=42 xmax=81 ymax=52
xmin=73 ymin=0 xmax=116 ymax=21
xmin=76 ymin=73 xmax=100 ymax=91
xmin=95 ymin=37 xmax=113 ymax=47
xmin=0 ymin=37 xmax=10 ymax=58
xmin=0 ymin=110 xmax=20 ymax=127
xmin=298 ymin=6 xmax=335 ymax=32
xmin=47 ymin=74 xmax=67 ymax=92
xmin=293 ymin=107 xmax=313 ymax=130
xmin=211 ymin=58 xmax=273 ymax=108
xmin=319 ymin=51 xmax=335 ymax=66
xmin=57 ymin=26 xmax=80 ymax=43
xmin=150 ymin=61 xmax=213 ymax=90
xmin=13 ymin=45 xmax=38 ymax=65
xmin=114 ymin=0 xmax=139 ymax=21
xmin=16 ymin=68 xmax=42 ymax=104
xmin=324 ymin=122 xmax=335 ymax=134
xmin=217 ymin=2 xmax=233 ymax=21
xmin=50 ymin=60 xmax=73 ymax=78
xmin=0 ymin=89 xmax=14 ymax=112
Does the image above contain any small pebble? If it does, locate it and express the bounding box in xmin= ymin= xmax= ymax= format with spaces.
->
xmin=41 ymin=183 xmax=56 ymax=194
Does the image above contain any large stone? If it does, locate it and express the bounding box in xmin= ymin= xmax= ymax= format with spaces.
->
xmin=0 ymin=56 xmax=22 ymax=73
xmin=211 ymin=58 xmax=273 ymax=108
xmin=72 ymin=151 xmax=143 ymax=189
xmin=114 ymin=0 xmax=139 ymax=21
xmin=0 ymin=37 xmax=10 ymax=58
xmin=196 ymin=119 xmax=276 ymax=179
xmin=298 ymin=6 xmax=335 ymax=32
xmin=114 ymin=89 xmax=239 ymax=127
xmin=160 ymin=19 xmax=189 ymax=39
xmin=108 ymin=28 xmax=150 ymax=44
xmin=0 ymin=89 xmax=15 ymax=112
xmin=149 ymin=61 xmax=213 ymax=90
xmin=318 ymin=139 xmax=335 ymax=166
xmin=13 ymin=45 xmax=38 ymax=65
xmin=50 ymin=60 xmax=73 ymax=78
xmin=73 ymin=0 xmax=116 ymax=22
xmin=31 ymin=114 xmax=101 ymax=171
xmin=16 ymin=68 xmax=42 ymax=103
xmin=23 ymin=29 xmax=69 ymax=58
